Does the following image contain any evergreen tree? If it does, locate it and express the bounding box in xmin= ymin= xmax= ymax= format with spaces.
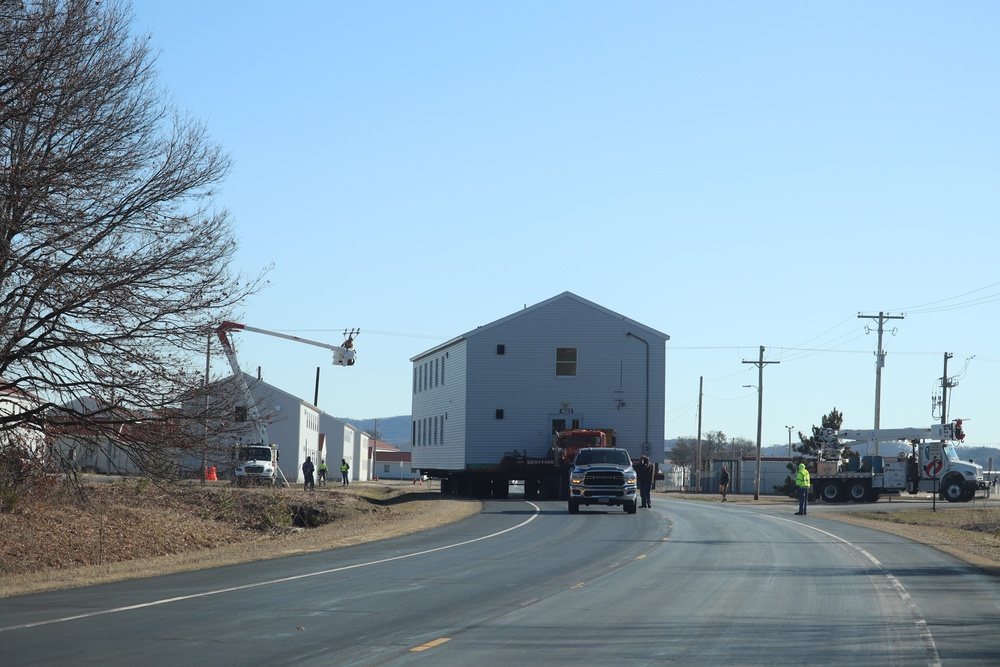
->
xmin=773 ymin=408 xmax=844 ymax=495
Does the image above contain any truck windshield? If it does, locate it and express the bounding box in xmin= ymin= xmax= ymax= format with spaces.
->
xmin=559 ymin=433 xmax=603 ymax=448
xmin=574 ymin=449 xmax=631 ymax=466
xmin=239 ymin=446 xmax=272 ymax=461
xmin=943 ymin=445 xmax=961 ymax=462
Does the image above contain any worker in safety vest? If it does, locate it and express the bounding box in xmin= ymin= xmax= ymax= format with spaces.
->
xmin=794 ymin=463 xmax=811 ymax=516
xmin=317 ymin=459 xmax=328 ymax=486
xmin=340 ymin=459 xmax=350 ymax=487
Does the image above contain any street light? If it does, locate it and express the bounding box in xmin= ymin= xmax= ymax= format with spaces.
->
xmin=785 ymin=425 xmax=795 ymax=457
xmin=744 ymin=384 xmax=763 ymax=500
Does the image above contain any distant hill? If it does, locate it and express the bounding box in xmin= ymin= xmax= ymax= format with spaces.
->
xmin=338 ymin=415 xmax=411 ymax=448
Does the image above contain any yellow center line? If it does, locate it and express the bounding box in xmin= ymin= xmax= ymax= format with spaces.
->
xmin=411 ymin=637 xmax=452 ymax=652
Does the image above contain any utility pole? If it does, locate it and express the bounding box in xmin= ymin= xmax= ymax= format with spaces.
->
xmin=940 ymin=352 xmax=956 ymax=425
xmin=858 ymin=311 xmax=904 ymax=436
xmin=372 ymin=418 xmax=378 ymax=481
xmin=696 ymin=376 xmax=703 ymax=492
xmin=202 ymin=332 xmax=211 ymax=486
xmin=314 ymin=366 xmax=321 ymax=407
xmin=743 ymin=346 xmax=779 ymax=500
xmin=785 ymin=425 xmax=795 ymax=458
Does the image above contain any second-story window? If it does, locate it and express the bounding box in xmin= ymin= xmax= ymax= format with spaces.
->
xmin=555 ymin=347 xmax=577 ymax=377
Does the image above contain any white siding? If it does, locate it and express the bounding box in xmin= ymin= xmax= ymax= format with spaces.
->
xmin=410 ymin=293 xmax=667 ymax=472
xmin=411 ymin=342 xmax=467 ymax=471
xmin=320 ymin=414 xmax=368 ymax=481
xmin=352 ymin=431 xmax=369 ymax=481
xmin=248 ymin=380 xmax=320 ymax=484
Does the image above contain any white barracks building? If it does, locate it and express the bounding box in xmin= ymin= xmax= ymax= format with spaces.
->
xmin=410 ymin=292 xmax=668 ymax=480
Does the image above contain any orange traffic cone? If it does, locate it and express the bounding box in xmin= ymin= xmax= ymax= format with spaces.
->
xmin=207 ymin=466 xmax=217 ymax=481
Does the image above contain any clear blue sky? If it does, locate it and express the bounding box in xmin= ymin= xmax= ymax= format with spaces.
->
xmin=132 ymin=1 xmax=1000 ymax=450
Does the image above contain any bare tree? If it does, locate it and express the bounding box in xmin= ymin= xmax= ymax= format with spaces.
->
xmin=669 ymin=431 xmax=730 ymax=469
xmin=729 ymin=436 xmax=755 ymax=460
xmin=0 ymin=0 xmax=264 ymax=488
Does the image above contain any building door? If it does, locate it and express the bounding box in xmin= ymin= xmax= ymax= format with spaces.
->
xmin=550 ymin=417 xmax=582 ymax=435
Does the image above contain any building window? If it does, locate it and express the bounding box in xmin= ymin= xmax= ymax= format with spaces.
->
xmin=556 ymin=347 xmax=577 ymax=377
xmin=235 ymin=406 xmax=247 ymax=422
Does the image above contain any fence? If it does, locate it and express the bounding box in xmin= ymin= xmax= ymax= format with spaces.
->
xmin=657 ymin=458 xmax=797 ymax=496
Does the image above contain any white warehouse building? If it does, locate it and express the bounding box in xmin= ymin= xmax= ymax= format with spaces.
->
xmin=410 ymin=292 xmax=668 ymax=483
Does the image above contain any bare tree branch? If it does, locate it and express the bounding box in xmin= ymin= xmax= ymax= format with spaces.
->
xmin=0 ymin=0 xmax=266 ymax=486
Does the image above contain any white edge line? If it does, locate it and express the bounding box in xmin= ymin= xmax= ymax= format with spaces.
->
xmin=1 ymin=501 xmax=542 ymax=633
xmin=774 ymin=515 xmax=941 ymax=667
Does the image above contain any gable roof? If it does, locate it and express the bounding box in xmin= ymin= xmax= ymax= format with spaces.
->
xmin=411 ymin=291 xmax=669 ymax=361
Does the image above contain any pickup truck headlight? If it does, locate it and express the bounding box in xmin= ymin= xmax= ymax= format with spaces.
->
xmin=570 ymin=473 xmax=584 ymax=485
xmin=625 ymin=472 xmax=637 ymax=485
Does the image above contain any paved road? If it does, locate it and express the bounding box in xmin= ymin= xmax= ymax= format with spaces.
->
xmin=2 ymin=497 xmax=999 ymax=666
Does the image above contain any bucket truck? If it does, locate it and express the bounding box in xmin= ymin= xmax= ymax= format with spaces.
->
xmin=810 ymin=420 xmax=987 ymax=503
xmin=215 ymin=322 xmax=359 ymax=486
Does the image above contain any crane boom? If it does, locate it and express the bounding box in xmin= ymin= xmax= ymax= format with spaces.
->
xmin=834 ymin=422 xmax=963 ymax=443
xmin=214 ymin=322 xmax=360 ymax=446
xmin=217 ymin=321 xmax=359 ymax=366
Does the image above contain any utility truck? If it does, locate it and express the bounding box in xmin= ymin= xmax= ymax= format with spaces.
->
xmin=810 ymin=420 xmax=987 ymax=503
xmin=215 ymin=321 xmax=358 ymax=486
xmin=233 ymin=444 xmax=280 ymax=487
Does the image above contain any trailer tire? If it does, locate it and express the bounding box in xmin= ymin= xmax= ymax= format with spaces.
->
xmin=820 ymin=481 xmax=843 ymax=503
xmin=568 ymin=499 xmax=580 ymax=514
xmin=848 ymin=481 xmax=869 ymax=502
xmin=941 ymin=475 xmax=965 ymax=503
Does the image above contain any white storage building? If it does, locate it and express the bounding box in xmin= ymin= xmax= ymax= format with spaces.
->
xmin=410 ymin=292 xmax=668 ymax=476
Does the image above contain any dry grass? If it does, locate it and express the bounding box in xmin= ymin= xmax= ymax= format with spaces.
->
xmin=823 ymin=507 xmax=1000 ymax=577
xmin=0 ymin=479 xmax=480 ymax=598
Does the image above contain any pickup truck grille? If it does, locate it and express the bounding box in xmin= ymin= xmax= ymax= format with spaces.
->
xmin=585 ymin=471 xmax=625 ymax=485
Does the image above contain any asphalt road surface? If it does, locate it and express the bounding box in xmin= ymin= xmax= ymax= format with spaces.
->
xmin=2 ymin=496 xmax=999 ymax=666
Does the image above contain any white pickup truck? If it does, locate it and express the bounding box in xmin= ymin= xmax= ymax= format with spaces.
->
xmin=568 ymin=448 xmax=638 ymax=514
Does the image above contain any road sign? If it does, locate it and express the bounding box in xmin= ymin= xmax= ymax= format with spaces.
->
xmin=925 ymin=459 xmax=943 ymax=477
